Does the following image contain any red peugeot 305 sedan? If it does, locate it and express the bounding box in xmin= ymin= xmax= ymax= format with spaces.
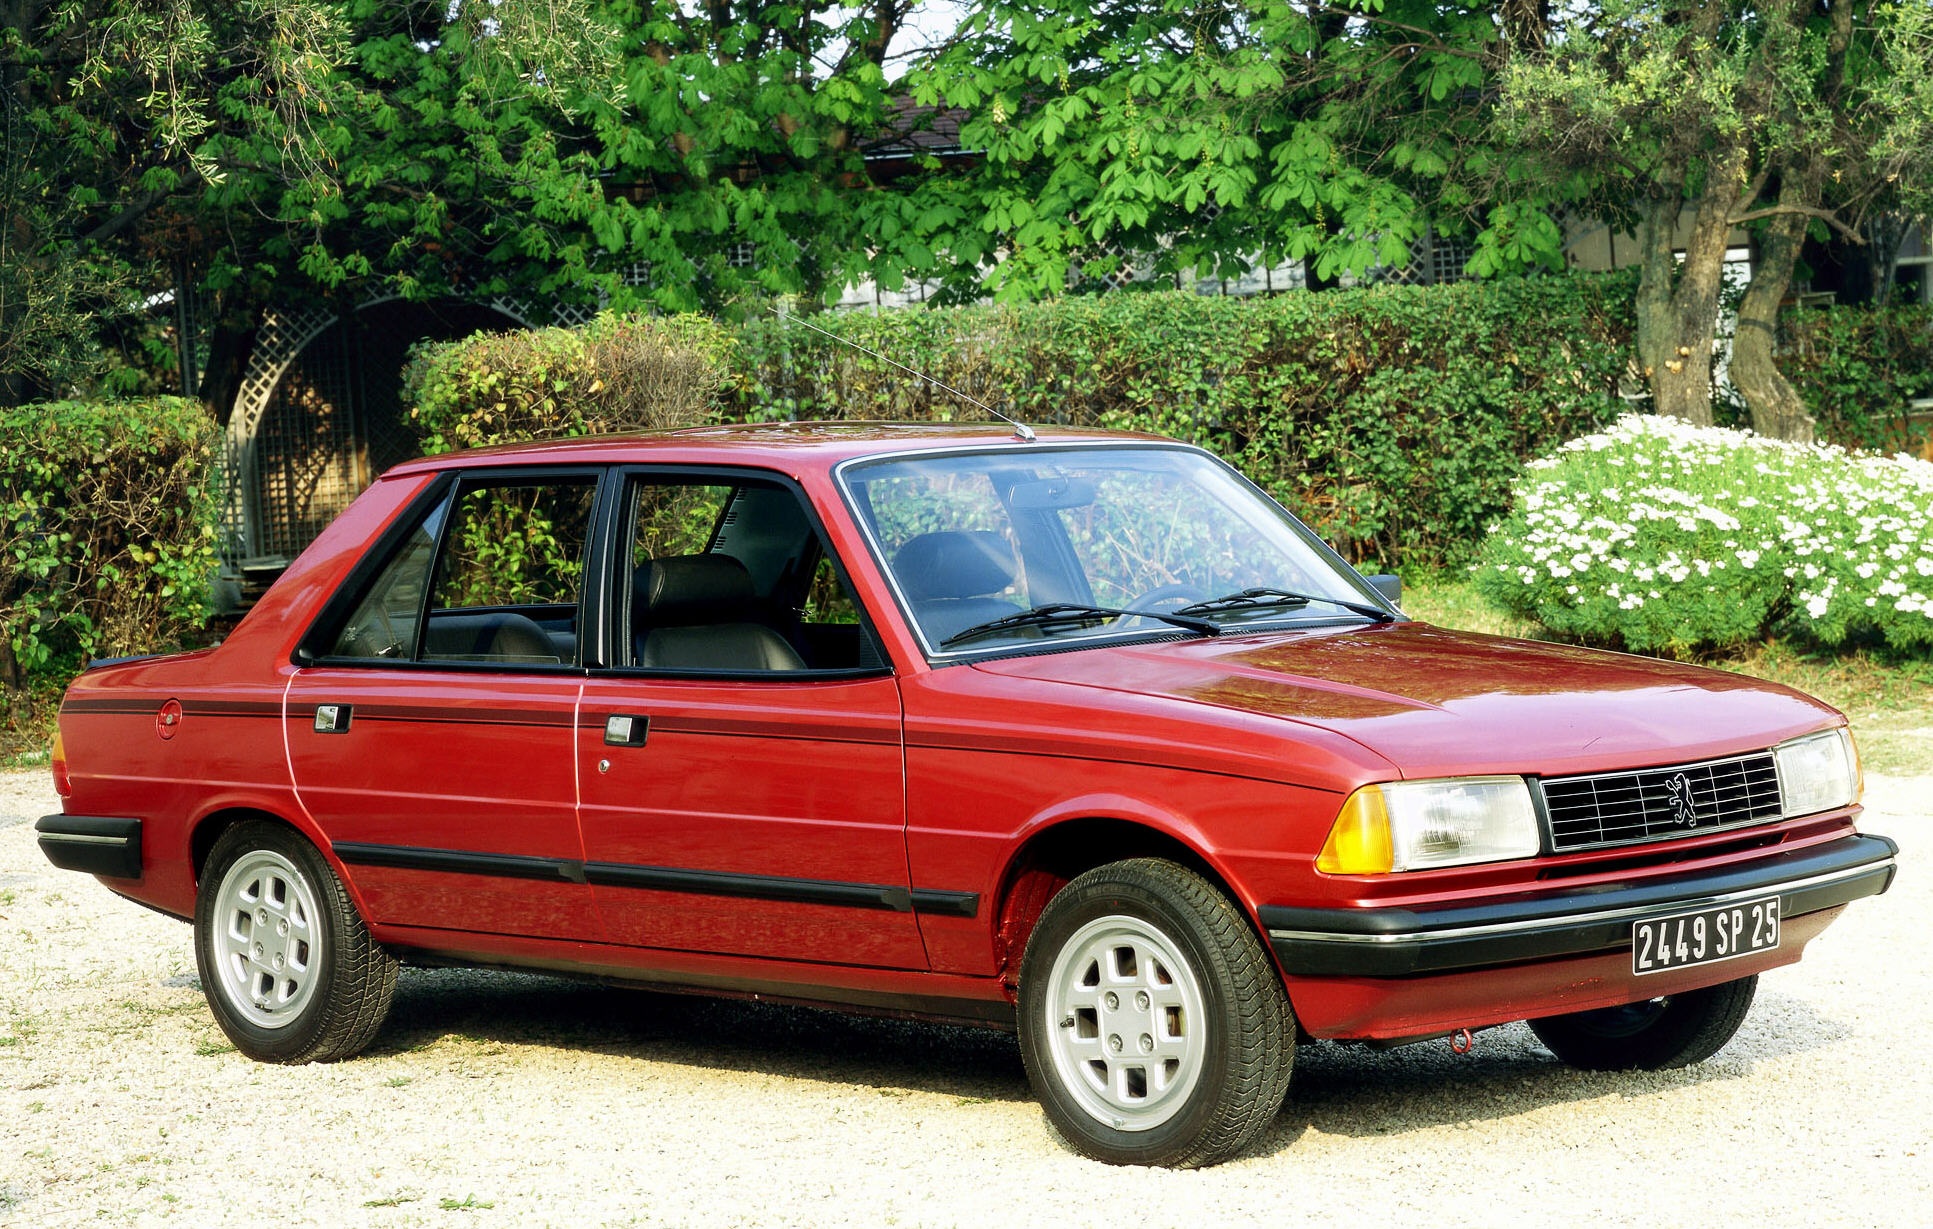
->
xmin=38 ymin=424 xmax=1896 ymax=1166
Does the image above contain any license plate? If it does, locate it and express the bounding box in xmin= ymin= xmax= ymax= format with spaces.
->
xmin=1632 ymin=897 xmax=1779 ymax=976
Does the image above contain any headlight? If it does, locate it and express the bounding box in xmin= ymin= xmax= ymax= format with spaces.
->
xmin=1318 ymin=776 xmax=1541 ymax=874
xmin=1775 ymin=727 xmax=1860 ymax=818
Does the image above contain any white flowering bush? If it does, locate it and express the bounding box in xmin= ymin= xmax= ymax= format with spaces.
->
xmin=1476 ymin=415 xmax=1933 ymax=657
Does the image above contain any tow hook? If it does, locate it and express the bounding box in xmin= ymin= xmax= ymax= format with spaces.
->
xmin=1449 ymin=1028 xmax=1476 ymax=1055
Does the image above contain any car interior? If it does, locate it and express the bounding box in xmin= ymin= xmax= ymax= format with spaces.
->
xmin=324 ymin=472 xmax=881 ymax=675
xmin=622 ymin=478 xmax=880 ymax=673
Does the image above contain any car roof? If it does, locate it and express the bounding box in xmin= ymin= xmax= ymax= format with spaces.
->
xmin=382 ymin=421 xmax=1176 ymax=479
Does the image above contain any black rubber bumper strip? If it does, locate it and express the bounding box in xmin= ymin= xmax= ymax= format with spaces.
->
xmin=584 ymin=862 xmax=915 ymax=912
xmin=331 ymin=839 xmax=979 ymax=918
xmin=1260 ymin=833 xmax=1898 ymax=978
xmin=36 ymin=815 xmax=143 ymax=880
xmin=334 ymin=842 xmax=588 ymax=884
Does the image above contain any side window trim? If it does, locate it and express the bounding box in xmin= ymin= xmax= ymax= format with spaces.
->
xmin=408 ymin=476 xmax=461 ymax=662
xmin=599 ymin=463 xmax=894 ymax=681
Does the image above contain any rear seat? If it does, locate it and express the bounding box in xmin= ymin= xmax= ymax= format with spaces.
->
xmin=424 ymin=612 xmax=564 ymax=664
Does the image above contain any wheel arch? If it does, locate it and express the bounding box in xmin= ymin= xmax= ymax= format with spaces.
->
xmin=988 ymin=810 xmax=1264 ymax=989
xmin=186 ymin=802 xmax=376 ymax=925
xmin=190 ymin=805 xmax=307 ymax=884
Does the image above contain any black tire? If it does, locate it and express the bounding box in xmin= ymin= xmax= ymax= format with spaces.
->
xmin=194 ymin=819 xmax=398 ymax=1063
xmin=1016 ymin=858 xmax=1294 ymax=1168
xmin=1528 ymin=975 xmax=1757 ymax=1071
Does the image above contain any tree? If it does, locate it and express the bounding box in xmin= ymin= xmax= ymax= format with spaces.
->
xmin=1498 ymin=0 xmax=1933 ymax=437
xmin=891 ymin=1 xmax=1563 ymax=302
xmin=576 ymin=1 xmax=922 ymax=312
xmin=0 ymin=0 xmax=621 ymax=414
xmin=2 ymin=1 xmax=960 ymax=411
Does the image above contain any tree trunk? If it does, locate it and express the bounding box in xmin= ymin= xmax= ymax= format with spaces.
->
xmin=199 ymin=291 xmax=262 ymax=426
xmin=1731 ymin=210 xmax=1815 ymax=441
xmin=1658 ymin=184 xmax=1747 ymax=425
xmin=1633 ymin=195 xmax=1679 ymax=397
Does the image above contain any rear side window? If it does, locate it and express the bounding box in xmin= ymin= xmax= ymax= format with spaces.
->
xmin=326 ymin=475 xmax=597 ymax=667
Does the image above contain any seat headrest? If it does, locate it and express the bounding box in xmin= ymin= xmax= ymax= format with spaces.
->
xmin=636 ymin=555 xmax=756 ymax=623
xmin=893 ymin=531 xmax=1017 ymax=601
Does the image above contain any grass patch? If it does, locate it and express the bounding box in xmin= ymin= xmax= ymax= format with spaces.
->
xmin=1400 ymin=577 xmax=1538 ymax=639
xmin=363 ymin=1194 xmax=419 ymax=1209
xmin=439 ymin=1195 xmax=494 ymax=1211
xmin=1405 ymin=576 xmax=1933 ymax=776
xmin=194 ymin=1040 xmax=236 ymax=1057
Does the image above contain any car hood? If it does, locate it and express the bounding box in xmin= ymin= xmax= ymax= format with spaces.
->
xmin=970 ymin=622 xmax=1842 ymax=780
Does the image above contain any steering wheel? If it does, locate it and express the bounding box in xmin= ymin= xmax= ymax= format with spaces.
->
xmin=1125 ymin=584 xmax=1210 ymax=613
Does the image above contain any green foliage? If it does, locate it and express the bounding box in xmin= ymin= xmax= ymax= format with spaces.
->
xmin=578 ymin=1 xmax=911 ymax=310
xmin=898 ymin=0 xmax=1557 ymax=300
xmin=1777 ymin=304 xmax=1933 ymax=452
xmin=2 ymin=0 xmax=623 ymax=407
xmin=0 ymin=398 xmax=220 ymax=702
xmin=1477 ymin=415 xmax=1933 ymax=657
xmin=731 ymin=275 xmax=1637 ymax=569
xmin=433 ymin=482 xmax=595 ymax=613
xmin=403 ymin=312 xmax=732 ymax=454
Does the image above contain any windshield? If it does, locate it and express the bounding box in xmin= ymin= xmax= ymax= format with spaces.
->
xmin=840 ymin=444 xmax=1387 ymax=656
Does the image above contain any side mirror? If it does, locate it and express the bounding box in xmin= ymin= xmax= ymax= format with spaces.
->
xmin=1366 ymin=573 xmax=1402 ymax=608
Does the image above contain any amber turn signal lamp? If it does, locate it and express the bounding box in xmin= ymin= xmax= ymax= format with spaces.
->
xmin=1318 ymin=785 xmax=1394 ymax=875
xmin=51 ymin=730 xmax=72 ymax=798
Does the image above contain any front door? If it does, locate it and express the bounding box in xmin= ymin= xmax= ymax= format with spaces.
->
xmin=573 ymin=471 xmax=925 ymax=968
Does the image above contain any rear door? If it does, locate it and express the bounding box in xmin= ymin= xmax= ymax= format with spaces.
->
xmin=286 ymin=469 xmax=604 ymax=941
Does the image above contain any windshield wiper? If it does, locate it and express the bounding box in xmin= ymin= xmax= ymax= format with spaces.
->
xmin=939 ymin=603 xmax=1223 ymax=649
xmin=1175 ymin=587 xmax=1396 ymax=624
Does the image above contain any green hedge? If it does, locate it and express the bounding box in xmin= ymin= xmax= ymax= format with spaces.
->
xmin=1777 ymin=304 xmax=1933 ymax=453
xmin=727 ymin=275 xmax=1638 ymax=569
xmin=401 ymin=277 xmax=1636 ymax=569
xmin=404 ymin=313 xmax=734 ymax=455
xmin=1 ymin=397 xmax=220 ymax=712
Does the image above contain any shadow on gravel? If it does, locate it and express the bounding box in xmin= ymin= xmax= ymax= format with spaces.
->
xmin=366 ymin=967 xmax=1031 ymax=1103
xmin=354 ymin=967 xmax=1856 ymax=1146
xmin=1254 ymin=989 xmax=1854 ymax=1152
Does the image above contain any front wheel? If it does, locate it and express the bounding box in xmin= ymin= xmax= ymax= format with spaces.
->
xmin=1528 ymin=975 xmax=1757 ymax=1071
xmin=194 ymin=820 xmax=398 ymax=1063
xmin=1017 ymin=858 xmax=1295 ymax=1167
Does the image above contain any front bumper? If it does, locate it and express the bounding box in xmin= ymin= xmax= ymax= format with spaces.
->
xmin=36 ymin=814 xmax=143 ymax=880
xmin=1261 ymin=833 xmax=1897 ymax=978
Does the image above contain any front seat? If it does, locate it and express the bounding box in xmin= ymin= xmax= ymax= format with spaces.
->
xmin=633 ymin=555 xmax=805 ymax=671
xmin=891 ymin=530 xmax=1024 ymax=645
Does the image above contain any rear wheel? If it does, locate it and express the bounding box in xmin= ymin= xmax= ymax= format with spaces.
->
xmin=194 ymin=820 xmax=397 ymax=1063
xmin=1017 ymin=858 xmax=1294 ymax=1167
xmin=1528 ymin=975 xmax=1757 ymax=1071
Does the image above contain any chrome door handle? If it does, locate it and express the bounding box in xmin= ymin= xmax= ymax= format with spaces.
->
xmin=602 ymin=714 xmax=649 ymax=747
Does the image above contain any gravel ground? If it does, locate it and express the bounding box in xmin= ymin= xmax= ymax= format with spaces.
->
xmin=1 ymin=770 xmax=1925 ymax=1228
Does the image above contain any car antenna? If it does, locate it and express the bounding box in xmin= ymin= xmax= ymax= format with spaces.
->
xmin=772 ymin=303 xmax=1036 ymax=442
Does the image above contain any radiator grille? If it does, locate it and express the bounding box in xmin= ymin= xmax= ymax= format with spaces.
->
xmin=1540 ymin=753 xmax=1784 ymax=853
